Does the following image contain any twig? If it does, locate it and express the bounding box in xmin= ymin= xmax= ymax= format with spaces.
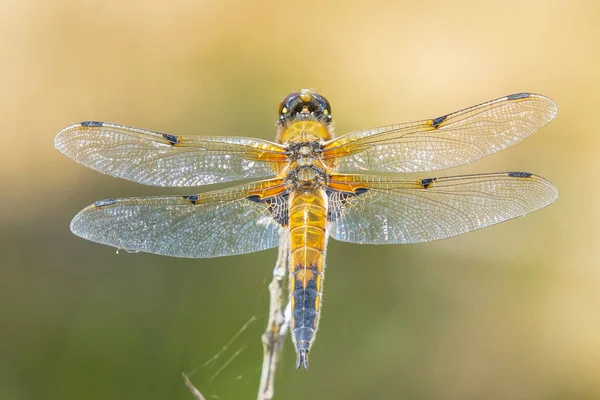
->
xmin=183 ymin=373 xmax=206 ymax=400
xmin=257 ymin=232 xmax=290 ymax=400
xmin=184 ymin=234 xmax=290 ymax=400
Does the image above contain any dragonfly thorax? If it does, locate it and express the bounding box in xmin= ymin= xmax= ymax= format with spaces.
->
xmin=297 ymin=166 xmax=317 ymax=182
xmin=286 ymin=165 xmax=327 ymax=188
xmin=287 ymin=141 xmax=322 ymax=159
xmin=285 ymin=140 xmax=330 ymax=189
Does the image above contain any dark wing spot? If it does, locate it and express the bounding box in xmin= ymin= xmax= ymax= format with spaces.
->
xmin=246 ymin=194 xmax=289 ymax=226
xmin=507 ymin=93 xmax=531 ymax=100
xmin=94 ymin=198 xmax=117 ymax=207
xmin=81 ymin=121 xmax=104 ymax=127
xmin=183 ymin=195 xmax=199 ymax=204
xmin=246 ymin=194 xmax=262 ymax=203
xmin=162 ymin=133 xmax=179 ymax=145
xmin=264 ymin=196 xmax=289 ymax=227
xmin=421 ymin=178 xmax=436 ymax=188
xmin=327 ymin=189 xmax=367 ymax=222
xmin=508 ymin=172 xmax=532 ymax=178
xmin=431 ymin=115 xmax=447 ymax=128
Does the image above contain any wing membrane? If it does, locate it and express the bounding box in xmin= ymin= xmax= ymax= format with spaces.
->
xmin=328 ymin=172 xmax=557 ymax=244
xmin=323 ymin=93 xmax=557 ymax=173
xmin=55 ymin=122 xmax=288 ymax=187
xmin=70 ymin=179 xmax=289 ymax=258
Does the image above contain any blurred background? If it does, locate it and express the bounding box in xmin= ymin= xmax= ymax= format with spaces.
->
xmin=2 ymin=0 xmax=599 ymax=399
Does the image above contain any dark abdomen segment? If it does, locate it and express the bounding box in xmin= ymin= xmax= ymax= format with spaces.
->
xmin=288 ymin=188 xmax=328 ymax=369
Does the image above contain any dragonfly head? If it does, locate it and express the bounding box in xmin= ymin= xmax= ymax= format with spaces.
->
xmin=277 ymin=89 xmax=332 ymax=127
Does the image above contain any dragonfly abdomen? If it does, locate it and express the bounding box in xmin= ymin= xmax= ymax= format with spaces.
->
xmin=288 ymin=188 xmax=329 ymax=369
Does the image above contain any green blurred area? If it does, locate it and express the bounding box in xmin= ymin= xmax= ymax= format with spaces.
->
xmin=2 ymin=1 xmax=600 ymax=399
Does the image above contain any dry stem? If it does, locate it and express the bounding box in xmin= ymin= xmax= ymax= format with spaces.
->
xmin=257 ymin=232 xmax=290 ymax=400
xmin=183 ymin=373 xmax=206 ymax=400
xmin=184 ymin=234 xmax=290 ymax=400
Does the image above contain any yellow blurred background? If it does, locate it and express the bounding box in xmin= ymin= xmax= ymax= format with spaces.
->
xmin=2 ymin=1 xmax=599 ymax=399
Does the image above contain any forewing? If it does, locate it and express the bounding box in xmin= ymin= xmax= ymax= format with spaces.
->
xmin=55 ymin=122 xmax=288 ymax=187
xmin=328 ymin=172 xmax=557 ymax=244
xmin=70 ymin=179 xmax=289 ymax=258
xmin=322 ymin=93 xmax=557 ymax=173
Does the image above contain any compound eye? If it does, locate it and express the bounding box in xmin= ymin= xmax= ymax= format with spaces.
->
xmin=278 ymin=92 xmax=301 ymax=116
xmin=312 ymin=93 xmax=332 ymax=122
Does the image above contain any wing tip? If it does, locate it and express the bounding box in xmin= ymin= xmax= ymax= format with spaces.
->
xmin=54 ymin=121 xmax=100 ymax=151
xmin=545 ymin=179 xmax=559 ymax=205
xmin=512 ymin=171 xmax=559 ymax=207
xmin=507 ymin=92 xmax=559 ymax=122
xmin=54 ymin=123 xmax=75 ymax=151
xmin=69 ymin=204 xmax=94 ymax=237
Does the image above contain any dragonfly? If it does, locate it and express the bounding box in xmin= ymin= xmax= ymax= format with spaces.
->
xmin=54 ymin=89 xmax=558 ymax=369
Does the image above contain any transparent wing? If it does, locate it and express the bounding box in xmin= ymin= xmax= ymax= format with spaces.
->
xmin=55 ymin=121 xmax=288 ymax=187
xmin=322 ymin=93 xmax=557 ymax=173
xmin=327 ymin=172 xmax=557 ymax=244
xmin=70 ymin=179 xmax=289 ymax=258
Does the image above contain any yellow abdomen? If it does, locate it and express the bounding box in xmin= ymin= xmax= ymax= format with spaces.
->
xmin=288 ymin=188 xmax=328 ymax=368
